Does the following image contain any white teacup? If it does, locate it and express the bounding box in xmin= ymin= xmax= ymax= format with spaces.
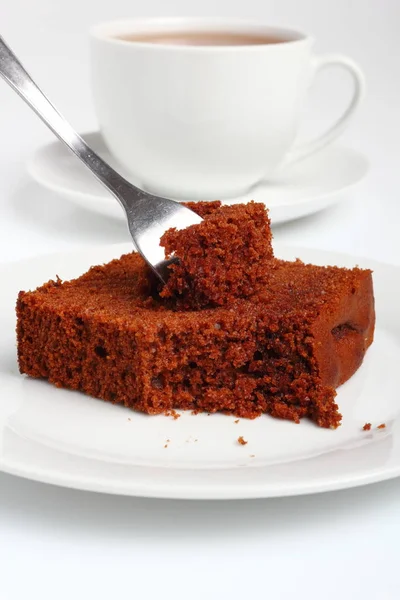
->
xmin=90 ymin=18 xmax=364 ymax=200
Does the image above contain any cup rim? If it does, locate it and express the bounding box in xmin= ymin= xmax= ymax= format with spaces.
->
xmin=90 ymin=17 xmax=311 ymax=50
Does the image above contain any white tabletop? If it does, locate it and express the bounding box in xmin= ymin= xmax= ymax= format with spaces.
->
xmin=1 ymin=1 xmax=399 ymax=599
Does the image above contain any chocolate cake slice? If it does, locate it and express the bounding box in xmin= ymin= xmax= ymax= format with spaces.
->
xmin=16 ymin=227 xmax=374 ymax=427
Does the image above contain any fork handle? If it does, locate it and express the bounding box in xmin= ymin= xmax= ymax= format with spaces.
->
xmin=0 ymin=35 xmax=133 ymax=207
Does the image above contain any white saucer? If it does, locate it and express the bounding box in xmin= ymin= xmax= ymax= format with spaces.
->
xmin=27 ymin=132 xmax=369 ymax=225
xmin=1 ymin=243 xmax=399 ymax=499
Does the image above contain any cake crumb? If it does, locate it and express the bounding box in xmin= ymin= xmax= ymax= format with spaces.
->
xmin=164 ymin=444 xmax=168 ymax=448
xmin=194 ymin=439 xmax=198 ymax=442
xmin=234 ymin=419 xmax=239 ymax=424
xmin=165 ymin=409 xmax=180 ymax=420
xmin=377 ymin=423 xmax=386 ymax=429
xmin=249 ymin=454 xmax=255 ymax=458
xmin=238 ymin=436 xmax=247 ymax=446
xmin=128 ymin=417 xmax=131 ymax=422
xmin=363 ymin=422 xmax=372 ymax=431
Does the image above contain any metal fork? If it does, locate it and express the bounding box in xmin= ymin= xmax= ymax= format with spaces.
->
xmin=0 ymin=36 xmax=202 ymax=283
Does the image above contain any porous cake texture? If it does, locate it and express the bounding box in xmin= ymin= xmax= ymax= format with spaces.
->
xmin=16 ymin=202 xmax=375 ymax=428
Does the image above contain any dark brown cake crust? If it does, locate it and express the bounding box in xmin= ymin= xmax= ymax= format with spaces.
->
xmin=16 ymin=251 xmax=375 ymax=428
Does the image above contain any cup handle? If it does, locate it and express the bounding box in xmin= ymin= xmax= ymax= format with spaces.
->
xmin=284 ymin=54 xmax=365 ymax=166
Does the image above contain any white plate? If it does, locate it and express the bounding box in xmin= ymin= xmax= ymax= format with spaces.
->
xmin=27 ymin=132 xmax=369 ymax=225
xmin=1 ymin=243 xmax=399 ymax=499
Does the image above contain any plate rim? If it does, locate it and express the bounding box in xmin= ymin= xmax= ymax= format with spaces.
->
xmin=1 ymin=449 xmax=400 ymax=500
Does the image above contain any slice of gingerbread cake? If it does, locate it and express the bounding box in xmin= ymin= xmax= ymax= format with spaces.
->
xmin=16 ymin=202 xmax=375 ymax=428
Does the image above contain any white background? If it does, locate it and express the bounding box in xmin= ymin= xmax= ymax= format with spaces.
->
xmin=1 ymin=1 xmax=399 ymax=599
